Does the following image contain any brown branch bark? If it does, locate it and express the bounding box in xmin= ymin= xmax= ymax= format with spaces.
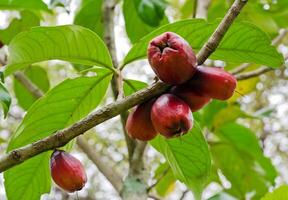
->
xmin=235 ymin=66 xmax=272 ymax=80
xmin=76 ymin=136 xmax=123 ymax=193
xmin=12 ymin=69 xmax=125 ymax=195
xmin=102 ymin=0 xmax=136 ymax=161
xmin=14 ymin=71 xmax=44 ymax=98
xmin=195 ymin=0 xmax=211 ymax=19
xmin=230 ymin=28 xmax=288 ymax=75
xmin=0 ymin=0 xmax=248 ymax=173
xmin=0 ymin=81 xmax=168 ymax=172
xmin=196 ymin=0 xmax=248 ymax=65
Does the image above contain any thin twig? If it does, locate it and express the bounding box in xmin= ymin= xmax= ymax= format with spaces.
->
xmin=235 ymin=66 xmax=272 ymax=80
xmin=235 ymin=54 xmax=288 ymax=81
xmin=230 ymin=28 xmax=288 ymax=75
xmin=192 ymin=0 xmax=198 ymax=18
xmin=272 ymin=28 xmax=288 ymax=46
xmin=179 ymin=189 xmax=190 ymax=200
xmin=102 ymin=0 xmax=136 ymax=160
xmin=230 ymin=63 xmax=250 ymax=75
xmin=13 ymin=71 xmax=44 ymax=98
xmin=148 ymin=194 xmax=161 ymax=200
xmin=147 ymin=167 xmax=170 ymax=192
xmin=196 ymin=0 xmax=248 ymax=65
xmin=195 ymin=0 xmax=211 ymax=19
xmin=76 ymin=136 xmax=123 ymax=193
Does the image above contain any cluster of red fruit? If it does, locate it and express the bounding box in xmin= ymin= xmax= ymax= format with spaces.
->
xmin=126 ymin=32 xmax=237 ymax=141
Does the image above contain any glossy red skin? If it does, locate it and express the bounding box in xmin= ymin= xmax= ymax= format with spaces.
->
xmin=151 ymin=94 xmax=193 ymax=138
xmin=126 ymin=100 xmax=158 ymax=141
xmin=147 ymin=32 xmax=197 ymax=85
xmin=170 ymin=85 xmax=211 ymax=112
xmin=188 ymin=66 xmax=237 ymax=100
xmin=50 ymin=150 xmax=87 ymax=192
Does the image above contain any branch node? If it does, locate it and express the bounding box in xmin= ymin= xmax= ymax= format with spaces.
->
xmin=11 ymin=150 xmax=21 ymax=161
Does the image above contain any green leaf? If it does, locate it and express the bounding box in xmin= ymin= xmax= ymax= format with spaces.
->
xmin=208 ymin=192 xmax=237 ymax=200
xmin=123 ymin=0 xmax=168 ymax=43
xmin=4 ymin=69 xmax=112 ymax=200
xmin=123 ymin=79 xmax=148 ymax=96
xmin=123 ymin=19 xmax=283 ymax=68
xmin=261 ymin=185 xmax=288 ymax=200
xmin=211 ymin=105 xmax=254 ymax=128
xmin=216 ymin=123 xmax=277 ymax=184
xmin=211 ymin=143 xmax=268 ymax=199
xmin=150 ymin=122 xmax=211 ymax=199
xmin=74 ymin=0 xmax=104 ymax=38
xmin=133 ymin=0 xmax=167 ymax=27
xmin=14 ymin=65 xmax=50 ymax=110
xmin=201 ymin=100 xmax=227 ymax=129
xmin=208 ymin=1 xmax=288 ymax=36
xmin=0 ymin=0 xmax=49 ymax=12
xmin=154 ymin=163 xmax=176 ymax=197
xmin=0 ymin=11 xmax=40 ymax=44
xmin=0 ymin=81 xmax=11 ymax=118
xmin=211 ymin=123 xmax=277 ymax=199
xmin=5 ymin=25 xmax=113 ymax=76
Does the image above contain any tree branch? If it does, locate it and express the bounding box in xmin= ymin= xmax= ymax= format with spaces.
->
xmin=195 ymin=0 xmax=211 ymax=19
xmin=14 ymin=71 xmax=44 ymax=98
xmin=235 ymin=66 xmax=272 ymax=80
xmin=0 ymin=0 xmax=248 ymax=173
xmin=76 ymin=136 xmax=123 ymax=193
xmin=102 ymin=0 xmax=136 ymax=161
xmin=11 ymin=69 xmax=125 ymax=194
xmin=230 ymin=28 xmax=288 ymax=75
xmin=147 ymin=166 xmax=169 ymax=192
xmin=0 ymin=81 xmax=168 ymax=172
xmin=196 ymin=0 xmax=248 ymax=65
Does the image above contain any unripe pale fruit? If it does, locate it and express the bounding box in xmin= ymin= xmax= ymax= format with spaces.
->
xmin=50 ymin=149 xmax=87 ymax=192
xmin=147 ymin=32 xmax=197 ymax=85
xmin=188 ymin=66 xmax=237 ymax=100
xmin=170 ymin=85 xmax=211 ymax=112
xmin=151 ymin=94 xmax=193 ymax=138
xmin=126 ymin=100 xmax=158 ymax=141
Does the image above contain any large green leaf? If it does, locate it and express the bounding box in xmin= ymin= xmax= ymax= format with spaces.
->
xmin=208 ymin=0 xmax=288 ymax=36
xmin=217 ymin=123 xmax=277 ymax=183
xmin=0 ymin=11 xmax=40 ymax=44
xmin=74 ymin=0 xmax=103 ymax=38
xmin=123 ymin=0 xmax=168 ymax=43
xmin=123 ymin=79 xmax=148 ymax=96
xmin=5 ymin=25 xmax=113 ymax=76
xmin=0 ymin=81 xmax=11 ymax=118
xmin=14 ymin=65 xmax=50 ymax=110
xmin=200 ymin=100 xmax=227 ymax=129
xmin=4 ymin=69 xmax=112 ymax=200
xmin=123 ymin=19 xmax=283 ymax=68
xmin=150 ymin=122 xmax=211 ymax=199
xmin=211 ymin=123 xmax=277 ymax=199
xmin=211 ymin=143 xmax=268 ymax=199
xmin=153 ymin=162 xmax=176 ymax=197
xmin=0 ymin=0 xmax=49 ymax=11
xmin=261 ymin=185 xmax=288 ymax=200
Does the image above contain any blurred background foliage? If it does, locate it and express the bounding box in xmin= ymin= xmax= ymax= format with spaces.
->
xmin=0 ymin=0 xmax=288 ymax=199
